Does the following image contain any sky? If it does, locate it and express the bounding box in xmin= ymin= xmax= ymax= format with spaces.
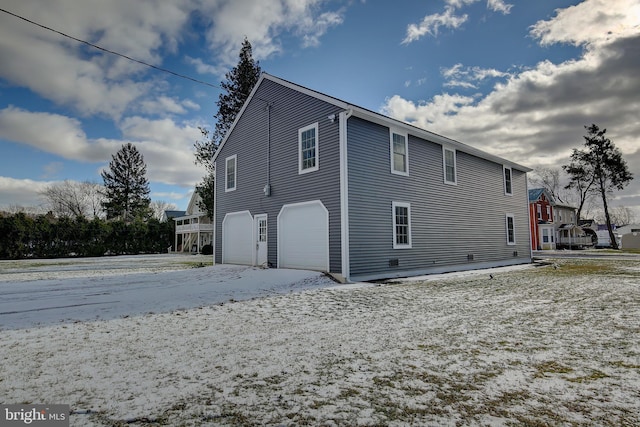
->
xmin=0 ymin=0 xmax=638 ymax=216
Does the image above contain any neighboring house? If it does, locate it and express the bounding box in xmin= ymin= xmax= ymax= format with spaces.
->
xmin=212 ymin=73 xmax=532 ymax=282
xmin=173 ymin=193 xmax=212 ymax=253
xmin=553 ymin=203 xmax=590 ymax=249
xmin=529 ymin=188 xmax=556 ymax=250
xmin=162 ymin=210 xmax=186 ymax=223
xmin=529 ymin=189 xmax=592 ymax=250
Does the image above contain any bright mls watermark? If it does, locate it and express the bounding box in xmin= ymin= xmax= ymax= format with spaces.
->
xmin=1 ymin=405 xmax=69 ymax=426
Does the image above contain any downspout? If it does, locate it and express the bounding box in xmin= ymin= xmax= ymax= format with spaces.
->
xmin=265 ymin=102 xmax=272 ymax=196
xmin=525 ymin=174 xmax=533 ymax=261
xmin=212 ymin=160 xmax=217 ymax=263
xmin=339 ymin=108 xmax=354 ymax=281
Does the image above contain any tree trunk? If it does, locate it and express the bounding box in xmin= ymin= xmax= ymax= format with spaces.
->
xmin=599 ymin=176 xmax=618 ymax=250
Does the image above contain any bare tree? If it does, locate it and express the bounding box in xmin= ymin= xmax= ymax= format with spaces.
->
xmin=601 ymin=206 xmax=636 ymax=227
xmin=529 ymin=167 xmax=567 ymax=203
xmin=40 ymin=180 xmax=105 ymax=218
xmin=150 ymin=200 xmax=179 ymax=221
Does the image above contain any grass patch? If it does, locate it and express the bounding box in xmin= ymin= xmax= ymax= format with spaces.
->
xmin=534 ymin=361 xmax=573 ymax=378
xmin=533 ymin=258 xmax=640 ymax=278
xmin=567 ymin=370 xmax=610 ymax=383
xmin=611 ymin=360 xmax=640 ymax=369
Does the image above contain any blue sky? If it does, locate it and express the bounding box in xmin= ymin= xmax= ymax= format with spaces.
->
xmin=1 ymin=0 xmax=639 ymax=217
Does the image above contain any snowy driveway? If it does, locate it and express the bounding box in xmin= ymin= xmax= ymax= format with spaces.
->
xmin=0 ymin=254 xmax=337 ymax=330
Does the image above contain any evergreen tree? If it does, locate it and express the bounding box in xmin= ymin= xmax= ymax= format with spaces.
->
xmin=101 ymin=143 xmax=151 ymax=222
xmin=194 ymin=38 xmax=261 ymax=218
xmin=563 ymin=124 xmax=633 ymax=249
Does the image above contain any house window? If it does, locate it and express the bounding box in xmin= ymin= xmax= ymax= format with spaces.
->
xmin=537 ymin=205 xmax=542 ymax=220
xmin=299 ymin=123 xmax=319 ymax=174
xmin=392 ymin=202 xmax=412 ymax=249
xmin=546 ymin=206 xmax=551 ymax=220
xmin=504 ymin=166 xmax=512 ymax=195
xmin=258 ymin=218 xmax=267 ymax=242
xmin=506 ymin=214 xmax=516 ymax=245
xmin=225 ymin=155 xmax=237 ymax=192
xmin=443 ymin=147 xmax=457 ymax=185
xmin=390 ymin=131 xmax=408 ymax=176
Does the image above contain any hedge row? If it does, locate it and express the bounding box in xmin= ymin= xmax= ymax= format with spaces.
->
xmin=0 ymin=213 xmax=174 ymax=259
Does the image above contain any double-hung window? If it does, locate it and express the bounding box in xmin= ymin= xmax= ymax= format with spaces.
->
xmin=299 ymin=123 xmax=319 ymax=174
xmin=506 ymin=214 xmax=516 ymax=245
xmin=390 ymin=131 xmax=408 ymax=176
xmin=503 ymin=166 xmax=513 ymax=195
xmin=392 ymin=202 xmax=412 ymax=249
xmin=443 ymin=147 xmax=457 ymax=185
xmin=225 ymin=155 xmax=237 ymax=192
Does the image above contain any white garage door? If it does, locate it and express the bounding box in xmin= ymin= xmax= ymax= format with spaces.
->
xmin=222 ymin=211 xmax=253 ymax=265
xmin=278 ymin=200 xmax=329 ymax=271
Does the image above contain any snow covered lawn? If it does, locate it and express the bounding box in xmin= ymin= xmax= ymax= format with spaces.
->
xmin=1 ymin=256 xmax=639 ymax=426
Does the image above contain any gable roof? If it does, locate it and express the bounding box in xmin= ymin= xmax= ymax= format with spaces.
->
xmin=164 ymin=210 xmax=186 ymax=219
xmin=528 ymin=188 xmax=555 ymax=203
xmin=213 ymin=73 xmax=532 ymax=172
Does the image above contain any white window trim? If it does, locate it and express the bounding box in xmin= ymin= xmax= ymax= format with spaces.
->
xmin=503 ymin=166 xmax=513 ymax=196
xmin=390 ymin=130 xmax=409 ymax=176
xmin=298 ymin=122 xmax=319 ymax=174
xmin=392 ymin=201 xmax=412 ymax=249
xmin=225 ymin=154 xmax=237 ymax=192
xmin=537 ymin=205 xmax=542 ymax=220
xmin=506 ymin=213 xmax=516 ymax=245
xmin=443 ymin=146 xmax=457 ymax=185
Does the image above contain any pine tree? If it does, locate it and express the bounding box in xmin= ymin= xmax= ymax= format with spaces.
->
xmin=101 ymin=143 xmax=151 ymax=222
xmin=564 ymin=124 xmax=633 ymax=249
xmin=194 ymin=38 xmax=261 ymax=218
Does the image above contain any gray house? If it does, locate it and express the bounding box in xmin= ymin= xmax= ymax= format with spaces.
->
xmin=212 ymin=73 xmax=532 ymax=282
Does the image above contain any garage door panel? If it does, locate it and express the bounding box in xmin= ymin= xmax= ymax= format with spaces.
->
xmin=222 ymin=211 xmax=253 ymax=265
xmin=278 ymin=201 xmax=329 ymax=271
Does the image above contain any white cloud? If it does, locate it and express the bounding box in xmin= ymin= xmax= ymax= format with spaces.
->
xmin=487 ymin=0 xmax=513 ymax=15
xmin=441 ymin=63 xmax=511 ymax=88
xmin=0 ymin=0 xmax=196 ymax=119
xmin=530 ymin=0 xmax=640 ymax=47
xmin=0 ymin=107 xmax=204 ymax=187
xmin=0 ymin=176 xmax=52 ymax=209
xmin=197 ymin=0 xmax=346 ymax=69
xmin=385 ymin=0 xmax=640 ymax=209
xmin=402 ymin=6 xmax=468 ymax=44
xmin=140 ymin=96 xmax=200 ymax=116
xmin=404 ymin=0 xmax=514 ymax=44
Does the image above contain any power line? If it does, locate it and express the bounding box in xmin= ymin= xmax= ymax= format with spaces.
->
xmin=0 ymin=7 xmax=221 ymax=90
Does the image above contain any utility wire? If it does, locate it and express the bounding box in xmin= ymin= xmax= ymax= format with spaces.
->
xmin=0 ymin=7 xmax=221 ymax=90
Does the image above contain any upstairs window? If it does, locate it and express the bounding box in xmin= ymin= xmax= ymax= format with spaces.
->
xmin=537 ymin=205 xmax=542 ymax=220
xmin=506 ymin=214 xmax=516 ymax=245
xmin=390 ymin=131 xmax=409 ymax=176
xmin=504 ymin=166 xmax=513 ymax=195
xmin=225 ymin=155 xmax=237 ymax=192
xmin=392 ymin=202 xmax=412 ymax=249
xmin=443 ymin=147 xmax=457 ymax=185
xmin=299 ymin=123 xmax=319 ymax=174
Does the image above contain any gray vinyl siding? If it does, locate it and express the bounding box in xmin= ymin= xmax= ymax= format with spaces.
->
xmin=347 ymin=117 xmax=530 ymax=279
xmin=214 ymin=79 xmax=343 ymax=273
